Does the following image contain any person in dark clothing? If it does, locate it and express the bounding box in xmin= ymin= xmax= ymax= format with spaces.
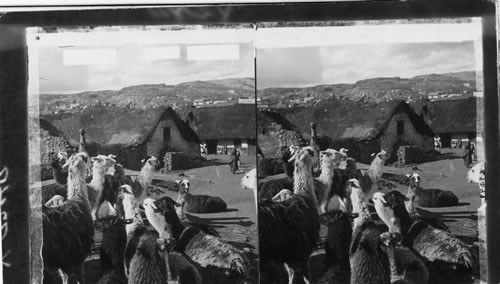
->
xmin=228 ymin=149 xmax=239 ymax=174
xmin=463 ymin=142 xmax=473 ymax=168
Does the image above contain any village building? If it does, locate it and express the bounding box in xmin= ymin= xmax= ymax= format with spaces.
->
xmin=278 ymin=99 xmax=435 ymax=164
xmin=184 ymin=104 xmax=257 ymax=156
xmin=43 ymin=105 xmax=200 ymax=170
xmin=413 ymin=97 xmax=477 ymax=148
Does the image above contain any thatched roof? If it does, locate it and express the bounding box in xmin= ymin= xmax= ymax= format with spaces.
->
xmin=43 ymin=106 xmax=200 ymax=147
xmin=412 ymin=97 xmax=476 ymax=133
xmin=279 ymin=99 xmax=434 ymax=141
xmin=184 ymin=104 xmax=257 ymax=140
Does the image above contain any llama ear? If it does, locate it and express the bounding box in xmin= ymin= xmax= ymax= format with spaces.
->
xmin=405 ymin=173 xmax=411 ymax=178
xmin=371 ymin=153 xmax=376 ymax=157
xmin=175 ymin=180 xmax=181 ymax=184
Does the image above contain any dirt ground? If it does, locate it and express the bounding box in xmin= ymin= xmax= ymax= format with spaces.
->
xmin=85 ymin=154 xmax=258 ymax=284
xmin=311 ymin=148 xmax=483 ymax=284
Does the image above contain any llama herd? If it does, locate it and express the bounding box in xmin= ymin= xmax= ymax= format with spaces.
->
xmin=37 ymin=128 xmax=477 ymax=284
xmin=39 ymin=129 xmax=242 ymax=284
xmin=247 ymin=145 xmax=476 ymax=284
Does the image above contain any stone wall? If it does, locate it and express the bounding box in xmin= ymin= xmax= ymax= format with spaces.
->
xmin=162 ymin=152 xmax=203 ymax=172
xmin=395 ymin=145 xmax=434 ymax=167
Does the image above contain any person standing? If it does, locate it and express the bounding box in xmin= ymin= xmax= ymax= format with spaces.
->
xmin=463 ymin=142 xmax=473 ymax=168
xmin=228 ymin=149 xmax=239 ymax=174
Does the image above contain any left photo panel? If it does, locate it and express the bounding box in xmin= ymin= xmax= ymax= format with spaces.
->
xmin=27 ymin=25 xmax=258 ymax=284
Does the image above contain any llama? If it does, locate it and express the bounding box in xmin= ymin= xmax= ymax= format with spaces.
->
xmin=372 ymin=191 xmax=430 ymax=284
xmin=258 ymin=146 xmax=320 ymax=284
xmin=87 ymin=154 xmax=117 ymax=219
xmin=143 ymin=196 xmax=250 ymax=284
xmin=42 ymin=152 xmax=94 ymax=284
xmin=467 ymin=161 xmax=484 ymax=184
xmin=127 ymin=230 xmax=169 ymax=284
xmin=51 ymin=151 xmax=68 ymax=185
xmin=348 ymin=178 xmax=391 ymax=284
xmin=78 ymin=129 xmax=93 ymax=178
xmin=176 ymin=179 xmax=227 ymax=214
xmin=405 ymin=173 xmax=459 ymax=209
xmin=126 ymin=156 xmax=161 ymax=206
xmin=315 ymin=148 xmax=348 ymax=213
xmin=157 ymin=238 xmax=204 ymax=284
xmin=328 ymin=149 xmax=388 ymax=214
xmin=94 ymin=176 xmax=128 ymax=283
xmin=319 ymin=209 xmax=357 ymax=281
xmin=381 ymin=190 xmax=474 ymax=280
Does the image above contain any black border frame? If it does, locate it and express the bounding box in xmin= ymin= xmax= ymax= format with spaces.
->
xmin=0 ymin=1 xmax=498 ymax=283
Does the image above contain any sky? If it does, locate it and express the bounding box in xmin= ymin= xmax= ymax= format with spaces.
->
xmin=36 ymin=30 xmax=255 ymax=94
xmin=34 ymin=22 xmax=481 ymax=93
xmin=257 ymin=41 xmax=476 ymax=89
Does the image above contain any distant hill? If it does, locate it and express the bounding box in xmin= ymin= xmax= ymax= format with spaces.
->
xmin=39 ymin=77 xmax=254 ymax=113
xmin=259 ymin=71 xmax=477 ymax=104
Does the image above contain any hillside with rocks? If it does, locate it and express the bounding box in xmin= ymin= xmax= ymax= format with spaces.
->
xmin=39 ymin=77 xmax=254 ymax=114
xmin=259 ymin=71 xmax=477 ymax=104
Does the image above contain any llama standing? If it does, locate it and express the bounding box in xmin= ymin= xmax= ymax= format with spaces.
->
xmin=348 ymin=178 xmax=391 ymax=284
xmin=258 ymin=146 xmax=320 ymax=284
xmin=126 ymin=156 xmax=161 ymax=206
xmin=88 ymin=155 xmax=117 ymax=220
xmin=315 ymin=148 xmax=347 ymax=213
xmin=42 ymin=152 xmax=94 ymax=284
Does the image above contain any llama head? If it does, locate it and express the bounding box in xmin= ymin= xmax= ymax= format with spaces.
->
xmin=289 ymin=146 xmax=314 ymax=168
xmin=63 ymin=152 xmax=89 ymax=174
xmin=91 ymin=154 xmax=116 ymax=170
xmin=241 ymin=168 xmax=257 ymax=191
xmin=371 ymin=150 xmax=389 ymax=162
xmin=379 ymin=231 xmax=402 ymax=248
xmin=405 ymin=173 xmax=420 ymax=188
xmin=347 ymin=178 xmax=367 ymax=212
xmin=141 ymin=156 xmax=161 ymax=170
xmin=144 ymin=196 xmax=181 ymax=240
xmin=175 ymin=179 xmax=190 ymax=193
xmin=371 ymin=192 xmax=402 ymax=234
xmin=467 ymin=162 xmax=484 ymax=183
xmin=322 ymin=148 xmax=347 ymax=166
xmin=57 ymin=151 xmax=68 ymax=162
xmin=272 ymin=189 xmax=293 ymax=202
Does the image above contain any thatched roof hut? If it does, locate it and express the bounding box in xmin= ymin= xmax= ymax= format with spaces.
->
xmin=184 ymin=104 xmax=256 ymax=140
xmin=412 ymin=97 xmax=477 ymax=134
xmin=277 ymin=99 xmax=435 ymax=163
xmin=43 ymin=105 xmax=200 ymax=169
xmin=44 ymin=105 xmax=199 ymax=147
xmin=279 ymin=99 xmax=434 ymax=142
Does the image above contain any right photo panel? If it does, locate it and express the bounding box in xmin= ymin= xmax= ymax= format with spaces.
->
xmin=256 ymin=19 xmax=485 ymax=284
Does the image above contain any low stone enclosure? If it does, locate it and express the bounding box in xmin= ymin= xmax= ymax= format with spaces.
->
xmin=161 ymin=152 xmax=205 ymax=172
xmin=394 ymin=145 xmax=438 ymax=167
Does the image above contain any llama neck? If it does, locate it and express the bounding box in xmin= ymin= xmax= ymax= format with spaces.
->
xmin=318 ymin=159 xmax=335 ymax=183
xmin=405 ymin=185 xmax=417 ymax=215
xmin=89 ymin=165 xmax=106 ymax=190
xmin=67 ymin=169 xmax=89 ymax=204
xmin=122 ymin=195 xmax=141 ymax=235
xmin=352 ymin=195 xmax=371 ymax=229
xmin=169 ymin=214 xmax=186 ymax=241
xmin=293 ymin=164 xmax=315 ymax=198
xmin=385 ymin=246 xmax=398 ymax=281
xmin=368 ymin=157 xmax=385 ymax=181
xmin=163 ymin=251 xmax=173 ymax=283
xmin=138 ymin=164 xmax=155 ymax=187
